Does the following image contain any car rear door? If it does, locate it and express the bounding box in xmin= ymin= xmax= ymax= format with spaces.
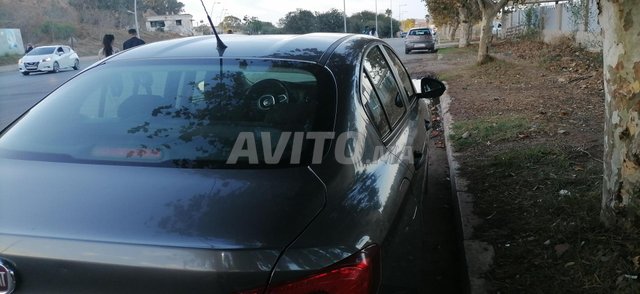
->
xmin=361 ymin=45 xmax=412 ymax=174
xmin=381 ymin=45 xmax=429 ymax=173
xmin=61 ymin=46 xmax=72 ymax=67
xmin=361 ymin=43 xmax=427 ymax=289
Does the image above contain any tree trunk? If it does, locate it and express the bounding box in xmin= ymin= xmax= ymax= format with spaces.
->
xmin=476 ymin=0 xmax=507 ymax=64
xmin=599 ymin=0 xmax=640 ymax=228
xmin=458 ymin=6 xmax=471 ymax=47
xmin=583 ymin=0 xmax=590 ymax=32
xmin=477 ymin=14 xmax=494 ymax=64
xmin=449 ymin=22 xmax=459 ymax=42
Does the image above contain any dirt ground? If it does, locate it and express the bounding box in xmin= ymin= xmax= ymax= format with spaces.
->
xmin=402 ymin=38 xmax=640 ymax=293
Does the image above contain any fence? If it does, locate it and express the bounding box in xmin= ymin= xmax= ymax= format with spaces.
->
xmin=500 ymin=0 xmax=602 ymax=51
xmin=435 ymin=0 xmax=602 ymax=51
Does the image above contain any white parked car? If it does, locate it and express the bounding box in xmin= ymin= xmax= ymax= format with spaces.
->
xmin=18 ymin=45 xmax=80 ymax=76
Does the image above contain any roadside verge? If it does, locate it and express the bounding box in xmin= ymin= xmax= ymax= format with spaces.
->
xmin=440 ymin=86 xmax=495 ymax=294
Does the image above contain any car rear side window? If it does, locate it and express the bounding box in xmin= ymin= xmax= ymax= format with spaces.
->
xmin=383 ymin=46 xmax=415 ymax=102
xmin=0 ymin=59 xmax=336 ymax=168
xmin=363 ymin=46 xmax=406 ymax=128
xmin=409 ymin=29 xmax=431 ymax=36
xmin=361 ymin=72 xmax=390 ymax=137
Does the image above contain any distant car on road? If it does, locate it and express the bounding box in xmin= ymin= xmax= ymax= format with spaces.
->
xmin=399 ymin=31 xmax=407 ymax=38
xmin=18 ymin=45 xmax=79 ymax=75
xmin=404 ymin=27 xmax=436 ymax=54
xmin=0 ymin=33 xmax=447 ymax=293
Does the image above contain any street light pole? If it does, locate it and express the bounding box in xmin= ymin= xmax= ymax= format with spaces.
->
xmin=390 ymin=0 xmax=393 ymax=38
xmin=134 ymin=0 xmax=139 ymax=38
xmin=343 ymin=0 xmax=347 ymax=33
xmin=375 ymin=0 xmax=378 ymax=37
xmin=399 ymin=3 xmax=407 ymax=32
xmin=211 ymin=1 xmax=221 ymax=13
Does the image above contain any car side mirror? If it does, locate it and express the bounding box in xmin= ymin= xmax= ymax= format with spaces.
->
xmin=415 ymin=77 xmax=446 ymax=99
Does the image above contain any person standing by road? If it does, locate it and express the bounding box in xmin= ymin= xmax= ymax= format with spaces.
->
xmin=370 ymin=27 xmax=377 ymax=37
xmin=123 ymin=28 xmax=145 ymax=50
xmin=98 ymin=34 xmax=119 ymax=59
xmin=25 ymin=43 xmax=33 ymax=54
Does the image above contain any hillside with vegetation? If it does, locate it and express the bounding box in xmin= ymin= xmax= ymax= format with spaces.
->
xmin=0 ymin=0 xmax=184 ymax=61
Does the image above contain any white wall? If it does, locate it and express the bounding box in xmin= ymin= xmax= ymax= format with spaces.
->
xmin=501 ymin=0 xmax=602 ymax=51
xmin=0 ymin=28 xmax=25 ymax=55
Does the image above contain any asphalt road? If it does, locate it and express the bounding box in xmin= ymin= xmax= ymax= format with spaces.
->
xmin=0 ymin=56 xmax=99 ymax=130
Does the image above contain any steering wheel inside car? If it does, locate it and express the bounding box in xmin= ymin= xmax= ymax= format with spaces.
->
xmin=246 ymin=79 xmax=290 ymax=111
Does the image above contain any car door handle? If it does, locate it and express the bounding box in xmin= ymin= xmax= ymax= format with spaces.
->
xmin=413 ymin=150 xmax=424 ymax=169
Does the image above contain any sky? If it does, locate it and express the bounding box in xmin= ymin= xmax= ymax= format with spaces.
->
xmin=180 ymin=0 xmax=429 ymax=26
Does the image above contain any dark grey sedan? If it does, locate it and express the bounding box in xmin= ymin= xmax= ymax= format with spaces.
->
xmin=0 ymin=33 xmax=445 ymax=293
xmin=404 ymin=27 xmax=436 ymax=54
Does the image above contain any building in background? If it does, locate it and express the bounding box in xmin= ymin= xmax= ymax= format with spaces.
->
xmin=145 ymin=14 xmax=194 ymax=36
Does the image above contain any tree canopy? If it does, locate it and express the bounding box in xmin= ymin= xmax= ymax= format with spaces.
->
xmin=424 ymin=0 xmax=459 ymax=28
xmin=141 ymin=0 xmax=185 ymax=15
xmin=279 ymin=9 xmax=318 ymax=34
xmin=316 ymin=9 xmax=344 ymax=33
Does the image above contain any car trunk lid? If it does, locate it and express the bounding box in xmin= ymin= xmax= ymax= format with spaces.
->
xmin=0 ymin=158 xmax=326 ymax=293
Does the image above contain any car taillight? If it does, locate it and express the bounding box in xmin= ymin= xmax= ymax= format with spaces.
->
xmin=239 ymin=245 xmax=381 ymax=294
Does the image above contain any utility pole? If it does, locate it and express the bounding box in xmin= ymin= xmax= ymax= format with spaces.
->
xmin=399 ymin=3 xmax=407 ymax=31
xmin=390 ymin=0 xmax=393 ymax=38
xmin=343 ymin=0 xmax=347 ymax=33
xmin=134 ymin=0 xmax=139 ymax=38
xmin=375 ymin=0 xmax=378 ymax=37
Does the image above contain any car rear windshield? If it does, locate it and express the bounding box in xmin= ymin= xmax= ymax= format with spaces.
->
xmin=27 ymin=47 xmax=55 ymax=55
xmin=0 ymin=58 xmax=336 ymax=168
xmin=409 ymin=29 xmax=431 ymax=36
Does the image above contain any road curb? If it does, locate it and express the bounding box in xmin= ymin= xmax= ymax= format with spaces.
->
xmin=440 ymin=86 xmax=494 ymax=294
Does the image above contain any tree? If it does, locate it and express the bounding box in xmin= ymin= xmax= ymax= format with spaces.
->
xmin=457 ymin=0 xmax=480 ymax=47
xmin=316 ymin=9 xmax=344 ymax=32
xmin=39 ymin=21 xmax=76 ymax=41
xmin=243 ymin=16 xmax=262 ymax=34
xmin=258 ymin=21 xmax=280 ymax=34
xmin=599 ymin=0 xmax=640 ymax=228
xmin=242 ymin=16 xmax=277 ymax=34
xmin=348 ymin=11 xmax=378 ymax=34
xmin=279 ymin=9 xmax=317 ymax=34
xmin=401 ymin=19 xmax=416 ymax=32
xmin=218 ymin=15 xmax=243 ymax=33
xmin=141 ymin=0 xmax=185 ymax=15
xmin=476 ymin=0 xmax=510 ymax=64
xmin=424 ymin=0 xmax=459 ymax=41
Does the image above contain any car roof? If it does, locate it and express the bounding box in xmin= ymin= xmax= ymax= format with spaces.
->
xmin=409 ymin=27 xmax=431 ymax=31
xmin=111 ymin=33 xmax=372 ymax=63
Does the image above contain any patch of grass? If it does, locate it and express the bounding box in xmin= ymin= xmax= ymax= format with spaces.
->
xmin=450 ymin=116 xmax=531 ymax=151
xmin=437 ymin=46 xmax=476 ymax=56
xmin=0 ymin=53 xmax=21 ymax=66
xmin=461 ymin=144 xmax=640 ymax=293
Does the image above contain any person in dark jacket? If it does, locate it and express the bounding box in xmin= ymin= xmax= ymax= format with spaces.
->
xmin=25 ymin=43 xmax=34 ymax=54
xmin=123 ymin=28 xmax=145 ymax=50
